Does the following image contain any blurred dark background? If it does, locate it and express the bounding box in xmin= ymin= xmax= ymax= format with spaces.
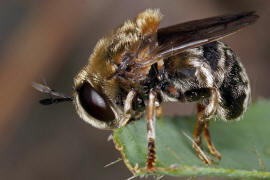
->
xmin=0 ymin=0 xmax=269 ymax=180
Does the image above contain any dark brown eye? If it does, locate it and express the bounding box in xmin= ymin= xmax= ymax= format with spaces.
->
xmin=77 ymin=81 xmax=115 ymax=122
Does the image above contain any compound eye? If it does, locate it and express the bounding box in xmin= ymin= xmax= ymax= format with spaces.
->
xmin=77 ymin=81 xmax=115 ymax=122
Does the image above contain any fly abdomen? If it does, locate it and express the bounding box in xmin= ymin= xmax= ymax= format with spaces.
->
xmin=218 ymin=48 xmax=251 ymax=120
xmin=159 ymin=41 xmax=251 ymax=122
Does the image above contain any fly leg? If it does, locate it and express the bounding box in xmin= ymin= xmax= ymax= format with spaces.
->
xmin=120 ymin=90 xmax=136 ymax=127
xmin=184 ymin=88 xmax=221 ymax=164
xmin=146 ymin=89 xmax=157 ymax=171
xmin=204 ymin=120 xmax=221 ymax=160
xmin=193 ymin=104 xmax=212 ymax=164
xmin=202 ymin=88 xmax=221 ymax=160
xmin=156 ymin=106 xmax=162 ymax=118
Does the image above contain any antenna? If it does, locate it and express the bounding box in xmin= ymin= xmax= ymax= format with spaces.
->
xmin=32 ymin=82 xmax=73 ymax=105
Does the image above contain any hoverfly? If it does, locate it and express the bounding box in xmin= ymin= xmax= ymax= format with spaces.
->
xmin=33 ymin=9 xmax=259 ymax=170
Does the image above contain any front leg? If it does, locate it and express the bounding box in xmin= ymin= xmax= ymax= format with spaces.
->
xmin=146 ymin=89 xmax=157 ymax=171
xmin=119 ymin=90 xmax=136 ymax=127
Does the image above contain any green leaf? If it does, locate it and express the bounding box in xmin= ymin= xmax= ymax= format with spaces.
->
xmin=113 ymin=100 xmax=270 ymax=179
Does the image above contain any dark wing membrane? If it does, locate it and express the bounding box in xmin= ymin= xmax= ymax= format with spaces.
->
xmin=137 ymin=11 xmax=259 ymax=67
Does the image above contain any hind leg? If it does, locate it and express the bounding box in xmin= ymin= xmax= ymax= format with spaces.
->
xmin=203 ymin=120 xmax=221 ymax=160
xmin=184 ymin=88 xmax=221 ymax=163
xmin=193 ymin=105 xmax=212 ymax=164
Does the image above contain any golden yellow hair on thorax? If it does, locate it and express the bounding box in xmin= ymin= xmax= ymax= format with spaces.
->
xmin=136 ymin=9 xmax=163 ymax=35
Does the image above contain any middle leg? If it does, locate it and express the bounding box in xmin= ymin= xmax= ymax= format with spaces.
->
xmin=146 ymin=89 xmax=157 ymax=171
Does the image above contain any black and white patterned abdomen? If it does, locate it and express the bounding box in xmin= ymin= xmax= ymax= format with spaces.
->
xmin=160 ymin=41 xmax=251 ymax=121
xmin=202 ymin=41 xmax=251 ymax=120
xmin=217 ymin=43 xmax=250 ymax=120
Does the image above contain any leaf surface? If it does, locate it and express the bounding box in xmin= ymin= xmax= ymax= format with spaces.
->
xmin=113 ymin=101 xmax=270 ymax=179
